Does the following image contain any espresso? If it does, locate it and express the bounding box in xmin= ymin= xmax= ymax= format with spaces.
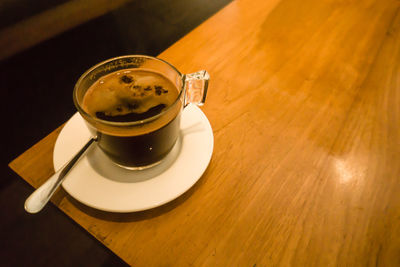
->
xmin=82 ymin=69 xmax=181 ymax=167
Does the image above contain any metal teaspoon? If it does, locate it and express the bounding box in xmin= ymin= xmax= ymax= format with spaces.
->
xmin=24 ymin=137 xmax=96 ymax=213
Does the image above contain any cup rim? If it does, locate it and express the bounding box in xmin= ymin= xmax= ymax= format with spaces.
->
xmin=73 ymin=55 xmax=184 ymax=127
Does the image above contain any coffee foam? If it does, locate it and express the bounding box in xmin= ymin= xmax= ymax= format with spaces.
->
xmin=82 ymin=69 xmax=182 ymax=136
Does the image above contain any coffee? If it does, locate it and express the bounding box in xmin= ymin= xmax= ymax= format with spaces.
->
xmin=82 ymin=68 xmax=182 ymax=167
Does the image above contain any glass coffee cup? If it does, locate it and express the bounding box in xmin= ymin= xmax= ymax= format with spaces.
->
xmin=73 ymin=55 xmax=209 ymax=170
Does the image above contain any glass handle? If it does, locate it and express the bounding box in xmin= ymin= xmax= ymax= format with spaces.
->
xmin=183 ymin=70 xmax=210 ymax=107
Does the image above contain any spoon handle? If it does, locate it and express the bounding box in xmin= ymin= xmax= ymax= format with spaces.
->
xmin=24 ymin=138 xmax=96 ymax=213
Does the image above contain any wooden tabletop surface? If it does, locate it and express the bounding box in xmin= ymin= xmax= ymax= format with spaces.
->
xmin=9 ymin=0 xmax=400 ymax=265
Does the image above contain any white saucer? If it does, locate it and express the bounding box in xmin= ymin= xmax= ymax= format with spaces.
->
xmin=53 ymin=105 xmax=213 ymax=213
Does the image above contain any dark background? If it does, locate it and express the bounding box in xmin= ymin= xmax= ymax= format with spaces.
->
xmin=1 ymin=0 xmax=231 ymax=265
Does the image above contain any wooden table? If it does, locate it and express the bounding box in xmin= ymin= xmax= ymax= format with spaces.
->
xmin=9 ymin=0 xmax=400 ymax=265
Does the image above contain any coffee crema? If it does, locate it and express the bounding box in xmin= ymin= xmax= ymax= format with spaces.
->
xmin=83 ymin=69 xmax=179 ymax=122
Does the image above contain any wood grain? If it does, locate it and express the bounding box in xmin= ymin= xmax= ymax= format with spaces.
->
xmin=9 ymin=0 xmax=400 ymax=266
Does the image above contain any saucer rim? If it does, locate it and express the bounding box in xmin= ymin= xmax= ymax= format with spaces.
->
xmin=53 ymin=105 xmax=213 ymax=213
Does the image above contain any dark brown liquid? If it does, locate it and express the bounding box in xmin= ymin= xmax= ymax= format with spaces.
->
xmin=82 ymin=69 xmax=181 ymax=167
xmin=97 ymin=115 xmax=180 ymax=167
